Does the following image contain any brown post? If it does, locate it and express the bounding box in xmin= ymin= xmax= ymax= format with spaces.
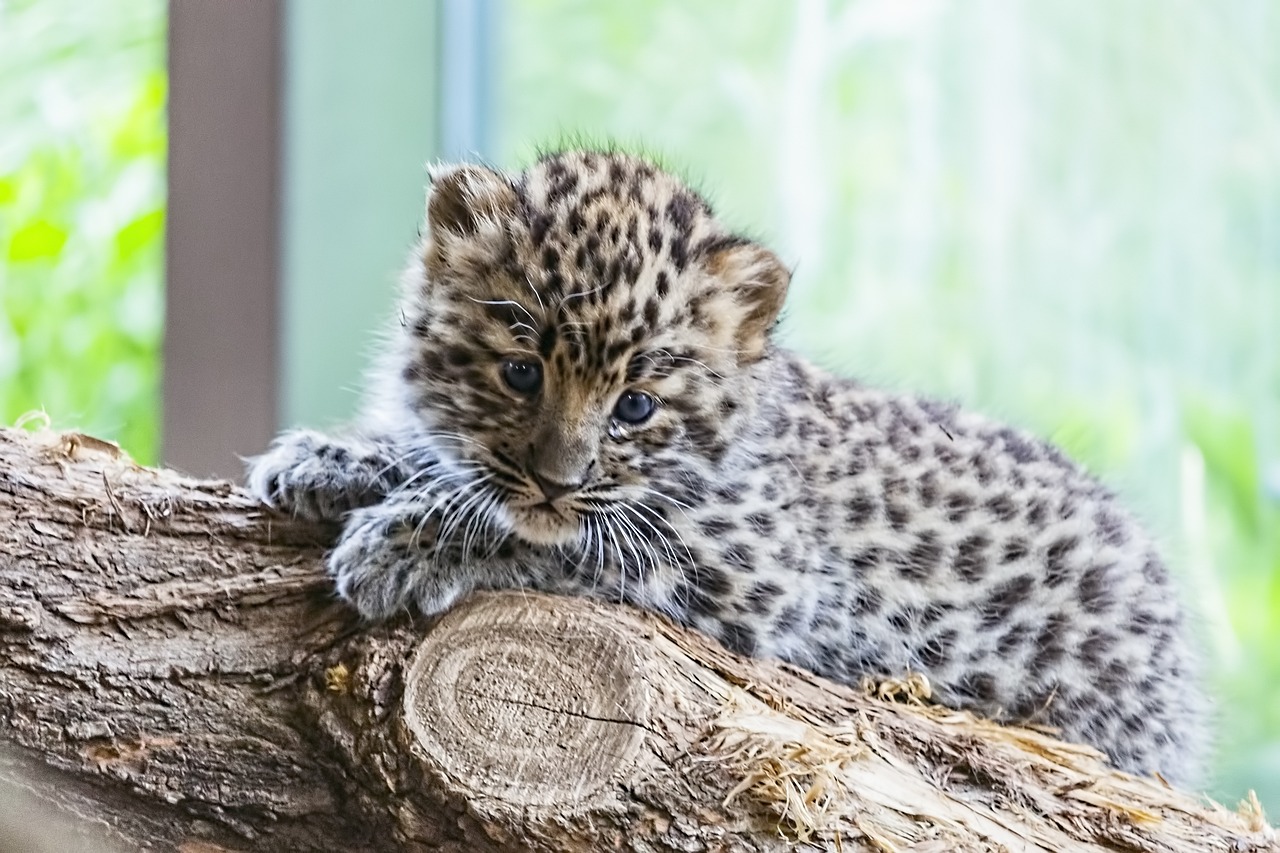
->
xmin=163 ymin=0 xmax=282 ymax=478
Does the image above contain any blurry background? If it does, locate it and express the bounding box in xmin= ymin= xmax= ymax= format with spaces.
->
xmin=1 ymin=0 xmax=1277 ymax=812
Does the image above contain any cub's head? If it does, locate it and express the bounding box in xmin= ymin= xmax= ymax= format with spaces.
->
xmin=396 ymin=150 xmax=789 ymax=547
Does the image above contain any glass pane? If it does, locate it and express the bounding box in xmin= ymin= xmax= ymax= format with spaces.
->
xmin=496 ymin=0 xmax=1280 ymax=809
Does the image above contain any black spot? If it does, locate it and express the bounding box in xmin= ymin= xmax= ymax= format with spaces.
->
xmin=919 ymin=629 xmax=957 ymax=669
xmin=721 ymin=542 xmax=755 ymax=573
xmin=744 ymin=512 xmax=775 ymax=537
xmin=846 ymin=490 xmax=878 ymax=527
xmin=1098 ymin=662 xmax=1129 ymax=695
xmin=670 ymin=235 xmax=689 ymax=271
xmin=1141 ymin=554 xmax=1167 ymax=584
xmin=400 ymin=360 xmax=426 ymax=383
xmin=1045 ymin=537 xmax=1077 ymax=588
xmin=443 ymin=346 xmax=474 ymax=368
xmin=665 ymin=193 xmax=697 ymax=234
xmin=1032 ymin=614 xmax=1070 ymax=672
xmin=720 ymin=622 xmax=758 ymax=655
xmin=984 ymin=494 xmax=1018 ymax=523
xmin=1094 ymin=508 xmax=1130 ymax=547
xmin=1001 ymin=536 xmax=1029 ymax=564
xmin=698 ymin=516 xmax=734 ymax=539
xmin=1027 ymin=497 xmax=1048 ymax=527
xmin=850 ymin=546 xmax=890 ymax=573
xmin=643 ymin=298 xmax=660 ymax=329
xmin=1080 ymin=628 xmax=1116 ymax=668
xmin=957 ymin=672 xmax=998 ymax=703
xmin=982 ymin=574 xmax=1036 ymax=628
xmin=695 ymin=233 xmax=751 ymax=257
xmin=1008 ymin=688 xmax=1055 ymax=722
xmin=699 ymin=565 xmax=732 ymax=598
xmin=538 ymin=325 xmax=558 ymax=358
xmin=918 ymin=475 xmax=939 ymax=507
xmin=999 ymin=429 xmax=1039 ymax=464
xmin=675 ymin=582 xmax=718 ymax=618
xmin=920 ymin=601 xmax=952 ymax=626
xmin=900 ymin=531 xmax=943 ymax=581
xmin=955 ymin=533 xmax=991 ymax=583
xmin=529 ymin=212 xmax=552 ymax=246
xmin=849 ymin=585 xmax=882 ymax=616
xmin=745 ymin=581 xmax=782 ymax=614
xmin=1078 ymin=562 xmax=1114 ymax=614
xmin=774 ymin=605 xmax=802 ymax=634
xmin=655 ymin=270 xmax=670 ymax=297
xmin=997 ymin=622 xmax=1032 ymax=656
xmin=885 ymin=502 xmax=912 ymax=532
xmin=945 ymin=491 xmax=974 ymax=523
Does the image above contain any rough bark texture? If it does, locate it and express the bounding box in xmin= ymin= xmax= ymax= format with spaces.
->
xmin=0 ymin=427 xmax=1275 ymax=852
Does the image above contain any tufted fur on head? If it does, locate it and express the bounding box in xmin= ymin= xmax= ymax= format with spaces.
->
xmin=393 ymin=150 xmax=790 ymax=547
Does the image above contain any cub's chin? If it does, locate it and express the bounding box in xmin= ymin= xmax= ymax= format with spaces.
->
xmin=506 ymin=503 xmax=581 ymax=547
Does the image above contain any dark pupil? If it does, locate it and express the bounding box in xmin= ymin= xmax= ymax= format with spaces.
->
xmin=502 ymin=360 xmax=542 ymax=394
xmin=614 ymin=391 xmax=655 ymax=424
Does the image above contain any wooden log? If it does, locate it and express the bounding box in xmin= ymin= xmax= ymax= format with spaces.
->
xmin=0 ymin=427 xmax=1275 ymax=852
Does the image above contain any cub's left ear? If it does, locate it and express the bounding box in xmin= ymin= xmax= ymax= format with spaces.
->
xmin=426 ymin=162 xmax=518 ymax=238
xmin=703 ymin=239 xmax=791 ymax=362
xmin=423 ymin=162 xmax=518 ymax=280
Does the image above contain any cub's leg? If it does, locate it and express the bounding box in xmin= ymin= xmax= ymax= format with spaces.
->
xmin=327 ymin=499 xmax=546 ymax=620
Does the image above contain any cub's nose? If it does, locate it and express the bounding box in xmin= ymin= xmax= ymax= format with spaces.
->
xmin=531 ymin=470 xmax=583 ymax=502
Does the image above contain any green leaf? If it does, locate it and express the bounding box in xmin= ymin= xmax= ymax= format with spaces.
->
xmin=114 ymin=208 xmax=163 ymax=263
xmin=1183 ymin=394 xmax=1262 ymax=533
xmin=6 ymin=219 xmax=68 ymax=261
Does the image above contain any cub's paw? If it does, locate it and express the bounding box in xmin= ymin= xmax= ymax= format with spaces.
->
xmin=246 ymin=429 xmax=396 ymax=522
xmin=328 ymin=505 xmax=469 ymax=621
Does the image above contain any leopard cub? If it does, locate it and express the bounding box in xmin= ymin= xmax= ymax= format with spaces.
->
xmin=248 ymin=149 xmax=1205 ymax=785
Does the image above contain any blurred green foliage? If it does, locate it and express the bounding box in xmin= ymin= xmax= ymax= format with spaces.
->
xmin=0 ymin=0 xmax=165 ymax=462
xmin=498 ymin=0 xmax=1280 ymax=810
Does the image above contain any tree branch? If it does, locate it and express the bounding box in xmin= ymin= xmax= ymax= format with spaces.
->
xmin=0 ymin=428 xmax=1274 ymax=852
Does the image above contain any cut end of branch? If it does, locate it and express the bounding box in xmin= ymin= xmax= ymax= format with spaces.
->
xmin=400 ymin=594 xmax=651 ymax=811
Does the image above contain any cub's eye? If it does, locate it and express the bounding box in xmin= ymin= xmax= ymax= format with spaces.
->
xmin=613 ymin=390 xmax=656 ymax=424
xmin=501 ymin=359 xmax=543 ymax=394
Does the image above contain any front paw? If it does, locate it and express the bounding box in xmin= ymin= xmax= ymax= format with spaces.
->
xmin=328 ymin=505 xmax=468 ymax=621
xmin=246 ymin=429 xmax=395 ymax=522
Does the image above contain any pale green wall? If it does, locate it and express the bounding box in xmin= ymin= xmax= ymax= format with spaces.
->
xmin=280 ymin=0 xmax=440 ymax=428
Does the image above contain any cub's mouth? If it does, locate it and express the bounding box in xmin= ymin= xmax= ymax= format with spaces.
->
xmin=506 ymin=500 xmax=581 ymax=547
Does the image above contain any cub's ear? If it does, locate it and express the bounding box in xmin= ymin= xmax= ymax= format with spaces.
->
xmin=703 ymin=238 xmax=791 ymax=362
xmin=425 ymin=162 xmax=517 ymax=240
xmin=424 ymin=163 xmax=518 ymax=279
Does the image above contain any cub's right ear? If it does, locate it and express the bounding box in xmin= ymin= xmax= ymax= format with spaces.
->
xmin=426 ymin=163 xmax=517 ymax=240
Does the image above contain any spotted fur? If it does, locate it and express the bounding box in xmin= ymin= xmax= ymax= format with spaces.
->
xmin=248 ymin=149 xmax=1206 ymax=784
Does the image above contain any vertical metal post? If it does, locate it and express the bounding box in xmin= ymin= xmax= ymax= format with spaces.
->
xmin=438 ymin=0 xmax=496 ymax=163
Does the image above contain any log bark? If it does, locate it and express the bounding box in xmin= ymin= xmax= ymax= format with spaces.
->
xmin=0 ymin=426 xmax=1275 ymax=853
